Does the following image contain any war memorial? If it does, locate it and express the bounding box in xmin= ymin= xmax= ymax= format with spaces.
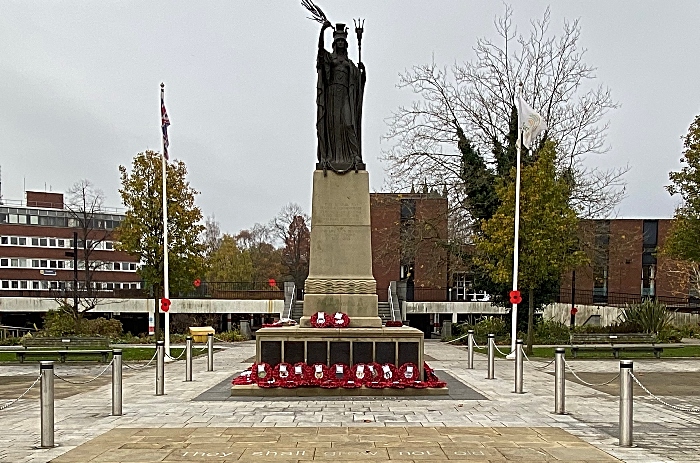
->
xmin=231 ymin=5 xmax=442 ymax=396
xmin=2 ymin=4 xmax=700 ymax=463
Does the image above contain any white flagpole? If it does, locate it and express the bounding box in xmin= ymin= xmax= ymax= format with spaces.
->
xmin=161 ymin=83 xmax=171 ymax=357
xmin=509 ymin=83 xmax=524 ymax=359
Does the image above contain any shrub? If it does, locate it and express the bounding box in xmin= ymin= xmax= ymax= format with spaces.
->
xmin=621 ymin=300 xmax=672 ymax=334
xmin=534 ymin=318 xmax=570 ymax=344
xmin=41 ymin=310 xmax=123 ymax=339
xmin=475 ymin=316 xmax=508 ymax=337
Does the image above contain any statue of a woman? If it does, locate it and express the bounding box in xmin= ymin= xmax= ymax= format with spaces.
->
xmin=316 ymin=21 xmax=366 ymax=173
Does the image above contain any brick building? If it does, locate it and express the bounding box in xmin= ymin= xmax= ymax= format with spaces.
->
xmin=0 ymin=191 xmax=141 ymax=298
xmin=560 ymin=219 xmax=691 ymax=306
xmin=370 ymin=190 xmax=449 ymax=302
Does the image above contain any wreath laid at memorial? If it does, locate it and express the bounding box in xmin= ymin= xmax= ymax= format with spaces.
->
xmin=310 ymin=311 xmax=350 ymax=328
xmin=233 ymin=361 xmax=447 ymax=389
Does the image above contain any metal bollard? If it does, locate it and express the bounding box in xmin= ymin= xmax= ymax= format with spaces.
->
xmin=554 ymin=348 xmax=566 ymax=414
xmin=185 ymin=336 xmax=193 ymax=381
xmin=619 ymin=360 xmax=634 ymax=447
xmin=112 ymin=349 xmax=122 ymax=416
xmin=40 ymin=361 xmax=54 ymax=448
xmin=514 ymin=339 xmax=523 ymax=393
xmin=207 ymin=333 xmax=214 ymax=372
xmin=487 ymin=333 xmax=495 ymax=379
xmin=467 ymin=330 xmax=474 ymax=369
xmin=156 ymin=340 xmax=165 ymax=396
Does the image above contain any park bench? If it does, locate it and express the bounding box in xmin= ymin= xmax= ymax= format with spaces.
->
xmin=16 ymin=337 xmax=111 ymax=363
xmin=569 ymin=333 xmax=663 ymax=359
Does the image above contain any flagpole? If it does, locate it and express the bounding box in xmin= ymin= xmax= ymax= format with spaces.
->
xmin=508 ymin=83 xmax=524 ymax=359
xmin=161 ymin=83 xmax=171 ymax=357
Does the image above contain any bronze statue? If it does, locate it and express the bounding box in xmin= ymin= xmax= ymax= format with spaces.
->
xmin=303 ymin=1 xmax=366 ymax=174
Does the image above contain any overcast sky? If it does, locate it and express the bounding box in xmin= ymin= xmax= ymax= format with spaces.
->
xmin=1 ymin=1 xmax=699 ymax=234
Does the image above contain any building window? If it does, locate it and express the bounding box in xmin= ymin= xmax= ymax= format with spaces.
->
xmin=642 ymin=264 xmax=656 ymax=297
xmin=0 ymin=259 xmax=7 ymax=267
xmin=19 ymin=237 xmax=26 ymax=245
xmin=0 ymin=237 xmax=7 ymax=244
xmin=10 ymin=237 xmax=18 ymax=245
xmin=114 ymin=262 xmax=121 ymax=270
xmin=39 ymin=238 xmax=47 ymax=247
xmin=592 ymin=220 xmax=610 ymax=302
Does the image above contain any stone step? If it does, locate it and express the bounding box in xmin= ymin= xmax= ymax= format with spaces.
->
xmin=289 ymin=301 xmax=394 ymax=323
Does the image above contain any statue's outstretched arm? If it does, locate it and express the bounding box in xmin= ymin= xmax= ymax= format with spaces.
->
xmin=319 ymin=20 xmax=331 ymax=49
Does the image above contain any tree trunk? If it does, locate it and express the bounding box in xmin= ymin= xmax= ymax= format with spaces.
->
xmin=526 ymin=287 xmax=535 ymax=355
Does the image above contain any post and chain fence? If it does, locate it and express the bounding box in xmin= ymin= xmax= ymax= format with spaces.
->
xmin=563 ymin=358 xmax=620 ymax=386
xmin=630 ymin=371 xmax=700 ymax=414
xmin=123 ymin=350 xmax=158 ymax=370
xmin=53 ymin=359 xmax=115 ymax=385
xmin=0 ymin=375 xmax=42 ymax=411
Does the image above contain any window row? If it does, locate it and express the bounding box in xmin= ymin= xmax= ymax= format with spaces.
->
xmin=0 ymin=280 xmax=142 ymax=290
xmin=0 ymin=236 xmax=115 ymax=250
xmin=0 ymin=212 xmax=122 ymax=230
xmin=0 ymin=258 xmax=138 ymax=271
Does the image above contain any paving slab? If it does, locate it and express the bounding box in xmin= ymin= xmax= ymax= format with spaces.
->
xmin=49 ymin=426 xmax=621 ymax=462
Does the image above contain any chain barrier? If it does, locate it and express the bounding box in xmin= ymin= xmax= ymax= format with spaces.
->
xmin=213 ymin=336 xmax=229 ymax=343
xmin=493 ymin=343 xmax=511 ymax=357
xmin=445 ymin=333 xmax=469 ymax=344
xmin=123 ymin=350 xmax=158 ymax=369
xmin=563 ymin=358 xmax=620 ymax=386
xmin=630 ymin=372 xmax=700 ymax=414
xmin=521 ymin=347 xmax=556 ymax=370
xmin=472 ymin=339 xmax=486 ymax=350
xmin=54 ymin=359 xmax=115 ymax=385
xmin=0 ymin=374 xmax=41 ymax=411
xmin=165 ymin=348 xmax=186 ymax=361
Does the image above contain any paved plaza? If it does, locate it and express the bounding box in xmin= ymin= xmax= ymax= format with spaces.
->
xmin=1 ymin=340 xmax=699 ymax=462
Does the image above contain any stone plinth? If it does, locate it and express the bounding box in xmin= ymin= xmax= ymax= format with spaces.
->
xmin=301 ymin=170 xmax=381 ymax=328
xmin=254 ymin=326 xmax=424 ymax=377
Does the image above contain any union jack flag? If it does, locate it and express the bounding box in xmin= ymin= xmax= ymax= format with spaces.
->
xmin=161 ymin=85 xmax=170 ymax=160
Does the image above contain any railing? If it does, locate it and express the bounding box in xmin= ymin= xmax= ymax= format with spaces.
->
xmin=557 ymin=287 xmax=700 ymax=310
xmin=0 ymin=324 xmax=36 ymax=339
xmin=285 ymin=284 xmax=296 ymax=319
xmin=186 ymin=281 xmax=285 ymax=300
xmin=388 ymin=287 xmax=396 ymax=321
xmin=0 ymin=198 xmax=125 ymax=214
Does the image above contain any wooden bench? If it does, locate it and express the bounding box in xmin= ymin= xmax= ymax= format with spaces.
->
xmin=17 ymin=337 xmax=111 ymax=363
xmin=570 ymin=333 xmax=663 ymax=358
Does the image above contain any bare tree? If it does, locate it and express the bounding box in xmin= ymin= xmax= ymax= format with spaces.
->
xmin=270 ymin=203 xmax=310 ymax=247
xmin=202 ymin=215 xmax=222 ymax=257
xmin=382 ymin=5 xmax=626 ymax=221
xmin=56 ymin=179 xmax=111 ymax=317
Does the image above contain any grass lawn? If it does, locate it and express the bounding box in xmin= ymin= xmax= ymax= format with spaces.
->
xmin=0 ymin=347 xmax=187 ymax=363
xmin=490 ymin=345 xmax=700 ymax=359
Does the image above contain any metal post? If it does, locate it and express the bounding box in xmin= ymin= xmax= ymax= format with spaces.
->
xmin=156 ymin=340 xmax=165 ymax=396
xmin=40 ymin=361 xmax=54 ymax=448
xmin=467 ymin=330 xmax=474 ymax=369
xmin=112 ymin=349 xmax=122 ymax=416
xmin=514 ymin=339 xmax=523 ymax=393
xmin=554 ymin=348 xmax=566 ymax=414
xmin=207 ymin=333 xmax=214 ymax=372
xmin=185 ymin=336 xmax=193 ymax=381
xmin=487 ymin=333 xmax=495 ymax=379
xmin=619 ymin=360 xmax=634 ymax=447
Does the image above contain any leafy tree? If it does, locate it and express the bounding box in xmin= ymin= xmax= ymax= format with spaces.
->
xmin=665 ymin=115 xmax=700 ymax=293
xmin=281 ymin=215 xmax=311 ymax=291
xmin=117 ymin=150 xmax=205 ymax=300
xmin=475 ymin=141 xmax=586 ymax=353
xmin=205 ymin=234 xmax=254 ymax=282
xmin=383 ymin=5 xmax=625 ymax=225
xmin=236 ymin=225 xmax=284 ymax=282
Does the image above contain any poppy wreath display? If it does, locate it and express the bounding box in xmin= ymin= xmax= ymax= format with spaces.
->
xmin=310 ymin=311 xmax=332 ymax=328
xmin=292 ymin=362 xmax=312 ymax=386
xmin=364 ymin=362 xmax=386 ymax=389
xmin=232 ymin=368 xmax=254 ymax=386
xmin=423 ymin=362 xmax=447 ymax=388
xmin=309 ymin=363 xmax=331 ymax=386
xmin=273 ymin=362 xmax=296 ymax=388
xmin=250 ymin=362 xmax=276 ymax=388
xmin=377 ymin=363 xmax=404 ymax=388
xmin=350 ymin=363 xmax=371 ymax=386
xmin=327 ymin=363 xmax=357 ymax=388
xmin=385 ymin=320 xmax=403 ymax=327
xmin=331 ymin=312 xmax=350 ymax=328
xmin=398 ymin=362 xmax=420 ymax=386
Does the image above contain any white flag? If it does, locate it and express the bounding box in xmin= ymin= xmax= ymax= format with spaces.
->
xmin=517 ymin=94 xmax=547 ymax=149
